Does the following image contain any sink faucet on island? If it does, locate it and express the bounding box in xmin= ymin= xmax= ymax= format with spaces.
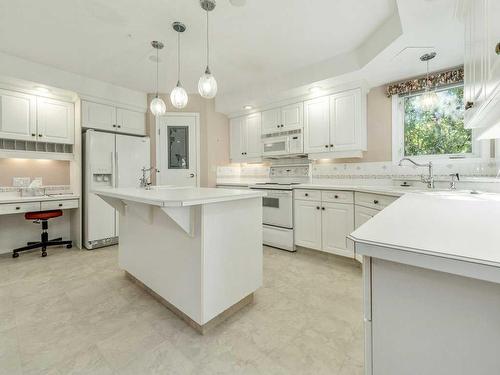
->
xmin=93 ymin=186 xmax=265 ymax=334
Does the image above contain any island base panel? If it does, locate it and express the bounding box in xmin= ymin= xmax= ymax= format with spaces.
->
xmin=125 ymin=271 xmax=254 ymax=335
xmin=368 ymin=258 xmax=500 ymax=375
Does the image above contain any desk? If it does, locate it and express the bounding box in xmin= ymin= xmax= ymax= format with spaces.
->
xmin=0 ymin=194 xmax=80 ymax=254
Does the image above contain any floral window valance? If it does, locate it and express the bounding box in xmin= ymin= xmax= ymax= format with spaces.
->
xmin=385 ymin=66 xmax=464 ymax=97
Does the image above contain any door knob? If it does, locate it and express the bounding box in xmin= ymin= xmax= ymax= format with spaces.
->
xmin=189 ymin=173 xmax=195 ymax=178
xmin=496 ymin=42 xmax=500 ymax=55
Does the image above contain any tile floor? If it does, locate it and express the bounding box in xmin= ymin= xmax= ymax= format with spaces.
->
xmin=0 ymin=245 xmax=364 ymax=375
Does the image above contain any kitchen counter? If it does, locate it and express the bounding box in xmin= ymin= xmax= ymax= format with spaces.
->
xmin=0 ymin=193 xmax=80 ymax=204
xmin=93 ymin=186 xmax=262 ymax=207
xmin=350 ymin=191 xmax=500 ymax=375
xmin=94 ymin=186 xmax=264 ymax=334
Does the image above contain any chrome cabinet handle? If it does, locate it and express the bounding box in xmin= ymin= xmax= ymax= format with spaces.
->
xmin=324 ymin=145 xmax=329 ymax=148
xmin=305 ymin=193 xmax=309 ymax=197
xmin=316 ymin=206 xmax=320 ymax=210
xmin=15 ymin=207 xmax=20 ymax=210
xmin=38 ymin=134 xmax=43 ymax=137
xmin=321 ymin=207 xmax=325 ymax=210
xmin=31 ymin=133 xmax=36 ymax=137
xmin=58 ymin=203 xmax=63 ymax=207
xmin=373 ymin=200 xmax=379 ymax=204
xmin=334 ymin=195 xmax=339 ymax=199
xmin=330 ymin=144 xmax=333 ymax=148
xmin=112 ymin=124 xmax=117 ymax=127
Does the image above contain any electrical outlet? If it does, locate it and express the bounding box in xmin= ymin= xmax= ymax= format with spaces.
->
xmin=12 ymin=177 xmax=30 ymax=187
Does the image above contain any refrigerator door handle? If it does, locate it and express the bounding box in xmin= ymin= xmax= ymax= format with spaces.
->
xmin=115 ymin=151 xmax=119 ymax=188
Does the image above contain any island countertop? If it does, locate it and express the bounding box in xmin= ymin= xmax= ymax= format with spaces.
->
xmin=350 ymin=191 xmax=500 ymax=268
xmin=93 ymin=186 xmax=265 ymax=207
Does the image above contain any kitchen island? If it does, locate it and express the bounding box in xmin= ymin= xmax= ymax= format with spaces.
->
xmin=350 ymin=191 xmax=500 ymax=375
xmin=93 ymin=186 xmax=265 ymax=334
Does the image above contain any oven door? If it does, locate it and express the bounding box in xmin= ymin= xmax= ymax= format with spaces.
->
xmin=260 ymin=190 xmax=293 ymax=228
xmin=262 ymin=136 xmax=289 ymax=156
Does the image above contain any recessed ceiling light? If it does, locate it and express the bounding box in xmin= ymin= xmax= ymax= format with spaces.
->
xmin=243 ymin=105 xmax=253 ymax=110
xmin=34 ymin=86 xmax=51 ymax=93
xmin=309 ymin=86 xmax=322 ymax=94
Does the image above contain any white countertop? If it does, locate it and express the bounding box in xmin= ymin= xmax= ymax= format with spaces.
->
xmin=93 ymin=186 xmax=265 ymax=207
xmin=350 ymin=191 xmax=500 ymax=267
xmin=0 ymin=193 xmax=80 ymax=204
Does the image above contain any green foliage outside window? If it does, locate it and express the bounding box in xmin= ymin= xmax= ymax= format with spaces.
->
xmin=404 ymin=86 xmax=472 ymax=156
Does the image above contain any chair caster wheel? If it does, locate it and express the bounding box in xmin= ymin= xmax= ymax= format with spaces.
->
xmin=41 ymin=251 xmax=47 ymax=257
xmin=12 ymin=252 xmax=19 ymax=258
xmin=66 ymin=244 xmax=72 ymax=249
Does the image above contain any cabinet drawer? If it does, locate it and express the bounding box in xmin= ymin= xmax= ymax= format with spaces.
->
xmin=0 ymin=202 xmax=41 ymax=215
xmin=41 ymin=199 xmax=79 ymax=211
xmin=321 ymin=190 xmax=354 ymax=204
xmin=355 ymin=192 xmax=398 ymax=210
xmin=294 ymin=189 xmax=321 ymax=201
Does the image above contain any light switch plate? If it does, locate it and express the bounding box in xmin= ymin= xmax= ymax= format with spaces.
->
xmin=13 ymin=177 xmax=30 ymax=187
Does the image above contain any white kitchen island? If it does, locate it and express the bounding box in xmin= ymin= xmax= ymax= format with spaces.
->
xmin=350 ymin=191 xmax=500 ymax=375
xmin=93 ymin=186 xmax=265 ymax=334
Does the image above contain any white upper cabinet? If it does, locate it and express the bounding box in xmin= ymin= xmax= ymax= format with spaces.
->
xmin=281 ymin=103 xmax=303 ymax=131
xmin=462 ymin=0 xmax=500 ymax=132
xmin=0 ymin=89 xmax=36 ymax=141
xmin=261 ymin=108 xmax=281 ymax=134
xmin=229 ymin=113 xmax=262 ymax=162
xmin=245 ymin=113 xmax=262 ymax=158
xmin=36 ymin=97 xmax=74 ymax=144
xmin=261 ymin=102 xmax=303 ymax=134
xmin=304 ymin=96 xmax=330 ymax=153
xmin=82 ymin=100 xmax=145 ymax=135
xmin=304 ymin=88 xmax=366 ymax=157
xmin=82 ymin=101 xmax=116 ymax=131
xmin=330 ymin=89 xmax=362 ymax=152
xmin=116 ymin=108 xmax=145 ymax=136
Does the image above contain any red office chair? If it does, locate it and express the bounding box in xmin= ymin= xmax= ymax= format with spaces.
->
xmin=12 ymin=210 xmax=72 ymax=258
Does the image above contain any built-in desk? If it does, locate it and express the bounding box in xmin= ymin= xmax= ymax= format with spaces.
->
xmin=0 ymin=194 xmax=80 ymax=254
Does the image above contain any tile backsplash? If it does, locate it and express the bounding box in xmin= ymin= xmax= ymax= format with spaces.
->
xmin=217 ymin=159 xmax=500 ymax=182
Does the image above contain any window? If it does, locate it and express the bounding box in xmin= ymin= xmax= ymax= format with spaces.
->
xmin=392 ymin=84 xmax=479 ymax=161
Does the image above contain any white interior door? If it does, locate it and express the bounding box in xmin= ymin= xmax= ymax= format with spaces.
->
xmin=158 ymin=114 xmax=198 ymax=187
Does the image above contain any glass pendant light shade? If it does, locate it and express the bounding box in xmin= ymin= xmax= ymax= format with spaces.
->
xmin=198 ymin=66 xmax=218 ymax=99
xmin=170 ymin=81 xmax=188 ymax=109
xmin=150 ymin=96 xmax=166 ymax=116
xmin=420 ymin=89 xmax=438 ymax=112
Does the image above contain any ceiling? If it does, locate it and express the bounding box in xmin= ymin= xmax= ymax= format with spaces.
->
xmin=0 ymin=0 xmax=463 ymax=115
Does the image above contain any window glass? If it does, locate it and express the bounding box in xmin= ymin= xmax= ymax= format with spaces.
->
xmin=168 ymin=126 xmax=189 ymax=169
xmin=403 ymin=85 xmax=472 ymax=157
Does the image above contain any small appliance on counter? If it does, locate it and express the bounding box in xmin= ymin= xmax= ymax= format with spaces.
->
xmin=250 ymin=162 xmax=311 ymax=251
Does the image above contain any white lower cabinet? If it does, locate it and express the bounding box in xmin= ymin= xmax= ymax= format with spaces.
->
xmin=294 ymin=190 xmax=355 ymax=258
xmin=354 ymin=205 xmax=379 ymax=230
xmin=294 ymin=199 xmax=322 ymax=250
xmin=322 ymin=202 xmax=354 ymax=257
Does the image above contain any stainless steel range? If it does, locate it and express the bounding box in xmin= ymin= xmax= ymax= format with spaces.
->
xmin=250 ymin=164 xmax=310 ymax=251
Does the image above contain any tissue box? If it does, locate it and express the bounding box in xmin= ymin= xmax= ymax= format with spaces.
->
xmin=21 ymin=187 xmax=46 ymax=197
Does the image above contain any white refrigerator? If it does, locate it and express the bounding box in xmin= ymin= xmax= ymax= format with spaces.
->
xmin=83 ymin=130 xmax=150 ymax=249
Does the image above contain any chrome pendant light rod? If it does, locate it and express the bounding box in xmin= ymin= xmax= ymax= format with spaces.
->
xmin=172 ymin=22 xmax=186 ymax=86
xmin=151 ymin=40 xmax=164 ymax=97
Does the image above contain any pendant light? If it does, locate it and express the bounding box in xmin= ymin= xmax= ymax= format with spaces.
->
xmin=420 ymin=52 xmax=438 ymax=112
xmin=198 ymin=0 xmax=218 ymax=99
xmin=170 ymin=22 xmax=189 ymax=109
xmin=150 ymin=41 xmax=167 ymax=116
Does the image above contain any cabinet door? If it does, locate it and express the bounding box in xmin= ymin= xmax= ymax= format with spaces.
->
xmin=245 ymin=112 xmax=262 ymax=158
xmin=0 ymin=89 xmax=36 ymax=141
xmin=261 ymin=108 xmax=281 ymax=134
xmin=304 ymin=96 xmax=330 ymax=153
xmin=294 ymin=199 xmax=322 ymax=250
xmin=281 ymin=102 xmax=303 ymax=131
xmin=486 ymin=0 xmax=500 ymax=99
xmin=321 ymin=202 xmax=354 ymax=257
xmin=82 ymin=100 xmax=116 ymax=131
xmin=354 ymin=205 xmax=379 ymax=230
xmin=330 ymin=89 xmax=361 ymax=151
xmin=36 ymin=97 xmax=74 ymax=144
xmin=116 ymin=108 xmax=145 ymax=135
xmin=229 ymin=117 xmax=244 ymax=162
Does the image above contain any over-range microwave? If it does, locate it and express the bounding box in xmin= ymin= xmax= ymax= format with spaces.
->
xmin=262 ymin=130 xmax=304 ymax=157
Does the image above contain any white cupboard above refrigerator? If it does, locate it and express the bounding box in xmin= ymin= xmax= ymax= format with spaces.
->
xmin=81 ymin=100 xmax=146 ymax=136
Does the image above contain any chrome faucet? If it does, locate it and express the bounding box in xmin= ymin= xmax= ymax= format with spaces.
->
xmin=140 ymin=167 xmax=157 ymax=190
xmin=449 ymin=173 xmax=460 ymax=190
xmin=398 ymin=157 xmax=434 ymax=189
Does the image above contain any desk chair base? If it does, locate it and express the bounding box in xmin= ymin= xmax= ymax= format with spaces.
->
xmin=12 ymin=210 xmax=72 ymax=258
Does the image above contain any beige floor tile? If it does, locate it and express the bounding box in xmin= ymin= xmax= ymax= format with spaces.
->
xmin=0 ymin=245 xmax=364 ymax=374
